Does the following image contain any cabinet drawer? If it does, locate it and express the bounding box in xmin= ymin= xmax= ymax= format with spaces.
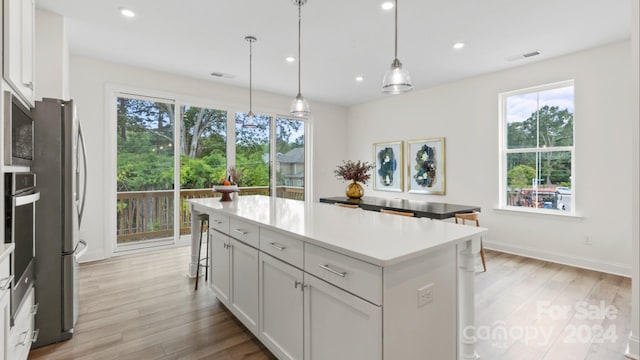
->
xmin=209 ymin=212 xmax=230 ymax=234
xmin=305 ymin=244 xmax=382 ymax=305
xmin=8 ymin=286 xmax=36 ymax=360
xmin=260 ymin=229 xmax=303 ymax=269
xmin=229 ymin=217 xmax=259 ymax=248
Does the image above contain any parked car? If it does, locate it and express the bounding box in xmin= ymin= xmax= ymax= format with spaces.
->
xmin=556 ymin=186 xmax=572 ymax=195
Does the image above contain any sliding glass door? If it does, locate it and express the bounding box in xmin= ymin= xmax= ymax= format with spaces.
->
xmin=179 ymin=105 xmax=227 ymax=238
xmin=113 ymin=92 xmax=308 ymax=253
xmin=115 ymin=95 xmax=176 ymax=248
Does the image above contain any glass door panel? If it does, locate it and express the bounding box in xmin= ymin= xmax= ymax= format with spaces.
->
xmin=276 ymin=117 xmax=305 ymax=201
xmin=179 ymin=105 xmax=227 ymax=234
xmin=235 ymin=113 xmax=271 ymax=196
xmin=116 ymin=96 xmax=175 ymax=248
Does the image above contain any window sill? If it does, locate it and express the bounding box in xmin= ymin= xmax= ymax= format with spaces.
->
xmin=493 ymin=207 xmax=584 ymax=220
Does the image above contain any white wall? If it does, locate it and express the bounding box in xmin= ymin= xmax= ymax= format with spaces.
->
xmin=69 ymin=55 xmax=348 ymax=262
xmin=347 ymin=41 xmax=634 ymax=276
xmin=35 ymin=9 xmax=69 ymax=100
xmin=628 ymin=0 xmax=639 ymax=357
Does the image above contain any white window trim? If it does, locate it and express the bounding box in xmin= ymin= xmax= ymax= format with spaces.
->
xmin=498 ymin=80 xmax=576 ymax=216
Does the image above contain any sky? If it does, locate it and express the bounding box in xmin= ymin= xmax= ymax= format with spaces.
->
xmin=506 ymin=85 xmax=574 ymax=124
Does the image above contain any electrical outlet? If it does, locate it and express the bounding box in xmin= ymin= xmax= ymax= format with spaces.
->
xmin=584 ymin=235 xmax=593 ymax=245
xmin=418 ymin=283 xmax=434 ymax=307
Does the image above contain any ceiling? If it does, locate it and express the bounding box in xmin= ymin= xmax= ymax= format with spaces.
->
xmin=36 ymin=0 xmax=631 ymax=107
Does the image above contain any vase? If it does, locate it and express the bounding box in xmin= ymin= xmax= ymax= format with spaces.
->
xmin=345 ymin=182 xmax=364 ymax=199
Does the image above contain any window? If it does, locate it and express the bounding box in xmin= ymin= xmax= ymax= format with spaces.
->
xmin=110 ymin=88 xmax=310 ymax=254
xmin=500 ymin=81 xmax=575 ymax=213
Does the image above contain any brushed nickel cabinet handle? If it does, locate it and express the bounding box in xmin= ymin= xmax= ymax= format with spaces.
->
xmin=319 ymin=264 xmax=347 ymax=277
xmin=269 ymin=242 xmax=286 ymax=251
xmin=233 ymin=229 xmax=248 ymax=236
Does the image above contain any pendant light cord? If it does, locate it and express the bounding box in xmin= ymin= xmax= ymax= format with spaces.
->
xmin=297 ymin=1 xmax=302 ymax=96
xmin=249 ymin=39 xmax=253 ymax=112
xmin=394 ymin=0 xmax=398 ymax=60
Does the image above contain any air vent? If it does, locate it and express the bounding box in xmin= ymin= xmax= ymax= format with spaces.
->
xmin=210 ymin=72 xmax=235 ymax=79
xmin=506 ymin=50 xmax=541 ymax=62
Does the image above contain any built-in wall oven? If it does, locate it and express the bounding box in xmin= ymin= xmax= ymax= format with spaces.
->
xmin=4 ymin=172 xmax=39 ymax=324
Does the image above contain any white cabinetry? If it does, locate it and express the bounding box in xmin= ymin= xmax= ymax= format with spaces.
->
xmin=209 ymin=218 xmax=260 ymax=335
xmin=303 ymin=274 xmax=382 ymax=360
xmin=1 ymin=246 xmax=13 ymax=360
xmin=7 ymin=286 xmax=36 ymax=360
xmin=229 ymin=238 xmax=259 ymax=334
xmin=0 ymin=288 xmax=8 ymax=360
xmin=3 ymin=0 xmax=35 ymax=106
xmin=209 ymin=230 xmax=230 ymax=306
xmin=259 ymin=252 xmax=303 ymax=360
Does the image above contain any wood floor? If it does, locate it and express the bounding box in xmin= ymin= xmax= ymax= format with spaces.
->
xmin=28 ymin=247 xmax=631 ymax=360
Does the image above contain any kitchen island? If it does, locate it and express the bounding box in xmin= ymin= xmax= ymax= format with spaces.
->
xmin=189 ymin=195 xmax=487 ymax=360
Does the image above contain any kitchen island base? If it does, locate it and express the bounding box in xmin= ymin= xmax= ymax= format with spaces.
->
xmin=189 ymin=196 xmax=485 ymax=360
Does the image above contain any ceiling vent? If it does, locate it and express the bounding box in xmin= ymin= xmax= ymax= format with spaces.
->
xmin=210 ymin=72 xmax=235 ymax=79
xmin=506 ymin=50 xmax=541 ymax=62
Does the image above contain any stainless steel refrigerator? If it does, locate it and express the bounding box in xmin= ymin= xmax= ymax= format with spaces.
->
xmin=32 ymin=98 xmax=88 ymax=347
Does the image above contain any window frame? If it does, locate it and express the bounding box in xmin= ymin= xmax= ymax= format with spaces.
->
xmin=498 ymin=80 xmax=576 ymax=215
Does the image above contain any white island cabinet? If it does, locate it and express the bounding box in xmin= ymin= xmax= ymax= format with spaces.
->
xmin=190 ymin=195 xmax=487 ymax=360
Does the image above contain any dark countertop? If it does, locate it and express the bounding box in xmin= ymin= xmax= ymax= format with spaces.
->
xmin=319 ymin=196 xmax=481 ymax=220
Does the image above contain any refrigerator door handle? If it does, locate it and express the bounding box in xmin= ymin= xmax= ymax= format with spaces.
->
xmin=77 ymin=122 xmax=88 ymax=227
xmin=74 ymin=240 xmax=88 ymax=262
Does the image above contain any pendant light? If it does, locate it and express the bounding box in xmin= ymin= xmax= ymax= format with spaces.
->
xmin=243 ymin=35 xmax=258 ymax=129
xmin=381 ymin=0 xmax=413 ymax=94
xmin=290 ymin=0 xmax=310 ymax=117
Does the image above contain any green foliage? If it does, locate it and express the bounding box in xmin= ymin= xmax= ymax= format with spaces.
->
xmin=507 ymin=165 xmax=536 ymax=189
xmin=117 ymin=100 xmax=304 ymax=191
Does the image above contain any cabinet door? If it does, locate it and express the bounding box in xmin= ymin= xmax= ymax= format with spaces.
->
xmin=0 ymin=292 xmax=9 ymax=360
xmin=259 ymin=253 xmax=303 ymax=360
xmin=3 ymin=0 xmax=34 ymax=105
xmin=209 ymin=230 xmax=230 ymax=306
xmin=304 ymin=274 xmax=382 ymax=360
xmin=229 ymin=238 xmax=259 ymax=334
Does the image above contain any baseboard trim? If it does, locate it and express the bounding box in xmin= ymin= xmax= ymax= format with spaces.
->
xmin=627 ymin=333 xmax=640 ymax=359
xmin=483 ymin=241 xmax=631 ymax=277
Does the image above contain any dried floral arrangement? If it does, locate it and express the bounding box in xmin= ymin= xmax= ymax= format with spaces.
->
xmin=334 ymin=160 xmax=374 ymax=184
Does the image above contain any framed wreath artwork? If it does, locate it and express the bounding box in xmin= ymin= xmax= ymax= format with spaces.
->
xmin=408 ymin=138 xmax=445 ymax=195
xmin=373 ymin=141 xmax=403 ymax=192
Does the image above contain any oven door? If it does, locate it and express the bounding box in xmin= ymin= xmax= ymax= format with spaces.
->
xmin=10 ymin=191 xmax=39 ymax=322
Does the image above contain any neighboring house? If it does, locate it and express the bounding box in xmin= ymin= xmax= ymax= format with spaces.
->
xmin=276 ymin=147 xmax=304 ymax=187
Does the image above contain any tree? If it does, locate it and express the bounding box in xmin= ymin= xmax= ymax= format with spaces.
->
xmin=507 ymin=165 xmax=536 ymax=189
xmin=507 ymin=105 xmax=573 ymax=185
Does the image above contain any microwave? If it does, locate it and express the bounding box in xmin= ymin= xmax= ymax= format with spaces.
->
xmin=3 ymin=91 xmax=34 ymax=166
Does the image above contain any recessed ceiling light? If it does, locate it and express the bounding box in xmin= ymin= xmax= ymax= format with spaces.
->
xmin=285 ymin=56 xmax=296 ymax=63
xmin=119 ymin=7 xmax=136 ymax=18
xmin=381 ymin=2 xmax=394 ymax=10
xmin=453 ymin=42 xmax=465 ymax=50
xmin=355 ymin=76 xmax=364 ymax=82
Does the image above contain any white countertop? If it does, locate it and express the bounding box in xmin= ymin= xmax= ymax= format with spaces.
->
xmin=0 ymin=243 xmax=15 ymax=262
xmin=190 ymin=195 xmax=487 ymax=266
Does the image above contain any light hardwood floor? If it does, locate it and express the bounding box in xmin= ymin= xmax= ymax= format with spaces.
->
xmin=28 ymin=247 xmax=631 ymax=360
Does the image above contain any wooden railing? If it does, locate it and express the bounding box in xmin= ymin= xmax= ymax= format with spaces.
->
xmin=116 ymin=186 xmax=304 ymax=244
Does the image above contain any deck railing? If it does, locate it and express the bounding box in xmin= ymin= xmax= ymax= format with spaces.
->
xmin=116 ymin=186 xmax=304 ymax=244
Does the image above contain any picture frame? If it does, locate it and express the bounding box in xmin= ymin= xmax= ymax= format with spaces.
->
xmin=373 ymin=141 xmax=403 ymax=192
xmin=407 ymin=138 xmax=446 ymax=195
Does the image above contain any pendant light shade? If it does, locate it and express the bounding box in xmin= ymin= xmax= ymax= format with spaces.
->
xmin=290 ymin=0 xmax=310 ymax=117
xmin=244 ymin=35 xmax=258 ymax=128
xmin=382 ymin=0 xmax=412 ymax=94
